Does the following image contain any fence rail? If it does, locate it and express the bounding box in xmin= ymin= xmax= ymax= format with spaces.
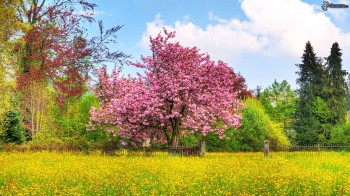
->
xmin=3 ymin=141 xmax=350 ymax=157
xmin=264 ymin=140 xmax=350 ymax=157
xmin=114 ymin=146 xmax=200 ymax=157
xmin=0 ymin=144 xmax=201 ymax=157
xmin=169 ymin=146 xmax=200 ymax=156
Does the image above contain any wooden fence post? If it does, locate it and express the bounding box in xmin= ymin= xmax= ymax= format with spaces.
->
xmin=264 ymin=140 xmax=269 ymax=158
xmin=318 ymin=144 xmax=321 ymax=156
xmin=200 ymin=140 xmax=206 ymax=157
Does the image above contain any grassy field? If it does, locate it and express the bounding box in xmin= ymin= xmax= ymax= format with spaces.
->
xmin=0 ymin=151 xmax=349 ymax=195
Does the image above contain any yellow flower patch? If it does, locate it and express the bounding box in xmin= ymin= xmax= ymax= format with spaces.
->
xmin=0 ymin=151 xmax=349 ymax=195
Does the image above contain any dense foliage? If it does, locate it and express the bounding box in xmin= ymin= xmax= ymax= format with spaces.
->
xmin=329 ymin=123 xmax=350 ymax=145
xmin=0 ymin=0 xmax=128 ymax=138
xmin=259 ymin=80 xmax=297 ymax=143
xmin=294 ymin=41 xmax=348 ymax=145
xmin=235 ymin=98 xmax=290 ymax=151
xmin=0 ymin=1 xmax=349 ymax=151
xmin=0 ymin=111 xmax=26 ymax=144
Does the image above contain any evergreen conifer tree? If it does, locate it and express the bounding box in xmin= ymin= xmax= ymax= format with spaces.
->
xmin=324 ymin=42 xmax=347 ymax=125
xmin=294 ymin=41 xmax=327 ymax=144
xmin=1 ymin=111 xmax=26 ymax=144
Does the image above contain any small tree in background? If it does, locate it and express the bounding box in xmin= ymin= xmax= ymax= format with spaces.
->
xmin=254 ymin=86 xmax=262 ymax=99
xmin=52 ymin=92 xmax=107 ymax=142
xmin=259 ymin=80 xmax=297 ymax=143
xmin=1 ymin=110 xmax=26 ymax=144
xmin=234 ymin=98 xmax=290 ymax=151
xmin=20 ymin=81 xmax=54 ymax=139
xmin=330 ymin=124 xmax=350 ymax=145
xmin=89 ymin=29 xmax=245 ymax=147
xmin=311 ymin=97 xmax=331 ymax=143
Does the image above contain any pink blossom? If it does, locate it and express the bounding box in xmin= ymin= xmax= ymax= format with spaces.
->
xmin=89 ymin=28 xmax=245 ymax=146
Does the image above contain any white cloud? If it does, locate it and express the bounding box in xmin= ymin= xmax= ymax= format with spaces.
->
xmin=137 ymin=0 xmax=350 ymax=89
xmin=139 ymin=0 xmax=350 ymax=62
xmin=208 ymin=12 xmax=228 ymax=23
xmin=138 ymin=13 xmax=268 ymax=62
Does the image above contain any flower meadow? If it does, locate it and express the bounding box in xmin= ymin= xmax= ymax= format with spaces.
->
xmin=0 ymin=152 xmax=350 ymax=195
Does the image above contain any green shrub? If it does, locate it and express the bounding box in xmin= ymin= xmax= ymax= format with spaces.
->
xmin=205 ymin=128 xmax=240 ymax=152
xmin=63 ymin=136 xmax=91 ymax=152
xmin=178 ymin=134 xmax=199 ymax=147
xmin=330 ymin=123 xmax=350 ymax=145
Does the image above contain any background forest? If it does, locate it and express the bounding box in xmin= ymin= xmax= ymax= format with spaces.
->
xmin=1 ymin=0 xmax=350 ymax=152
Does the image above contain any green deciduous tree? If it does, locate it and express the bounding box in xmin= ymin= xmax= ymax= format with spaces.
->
xmin=234 ymin=98 xmax=290 ymax=151
xmin=312 ymin=96 xmax=332 ymax=143
xmin=180 ymin=98 xmax=290 ymax=152
xmin=0 ymin=0 xmax=128 ymax=136
xmin=20 ymin=81 xmax=55 ymax=139
xmin=51 ymin=92 xmax=107 ymax=142
xmin=330 ymin=123 xmax=350 ymax=145
xmin=259 ymin=80 xmax=297 ymax=142
xmin=0 ymin=0 xmax=26 ymax=45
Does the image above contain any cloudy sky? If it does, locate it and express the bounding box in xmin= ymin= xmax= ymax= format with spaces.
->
xmin=88 ymin=0 xmax=350 ymax=90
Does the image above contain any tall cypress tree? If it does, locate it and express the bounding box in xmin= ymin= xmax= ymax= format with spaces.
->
xmin=295 ymin=41 xmax=327 ymax=144
xmin=324 ymin=42 xmax=347 ymax=125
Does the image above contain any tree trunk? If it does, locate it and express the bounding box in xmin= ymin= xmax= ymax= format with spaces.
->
xmin=170 ymin=119 xmax=180 ymax=147
xmin=171 ymin=133 xmax=179 ymax=147
xmin=31 ymin=87 xmax=35 ymax=137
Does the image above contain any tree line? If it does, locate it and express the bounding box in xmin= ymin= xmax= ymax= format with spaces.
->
xmin=0 ymin=0 xmax=127 ymax=148
xmin=258 ymin=41 xmax=349 ymax=147
xmin=0 ymin=0 xmax=349 ymax=152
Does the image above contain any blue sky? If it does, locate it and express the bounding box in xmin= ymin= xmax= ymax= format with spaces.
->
xmin=87 ymin=0 xmax=350 ymax=90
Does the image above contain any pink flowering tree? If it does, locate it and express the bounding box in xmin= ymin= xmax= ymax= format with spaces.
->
xmin=89 ymin=29 xmax=244 ymax=147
